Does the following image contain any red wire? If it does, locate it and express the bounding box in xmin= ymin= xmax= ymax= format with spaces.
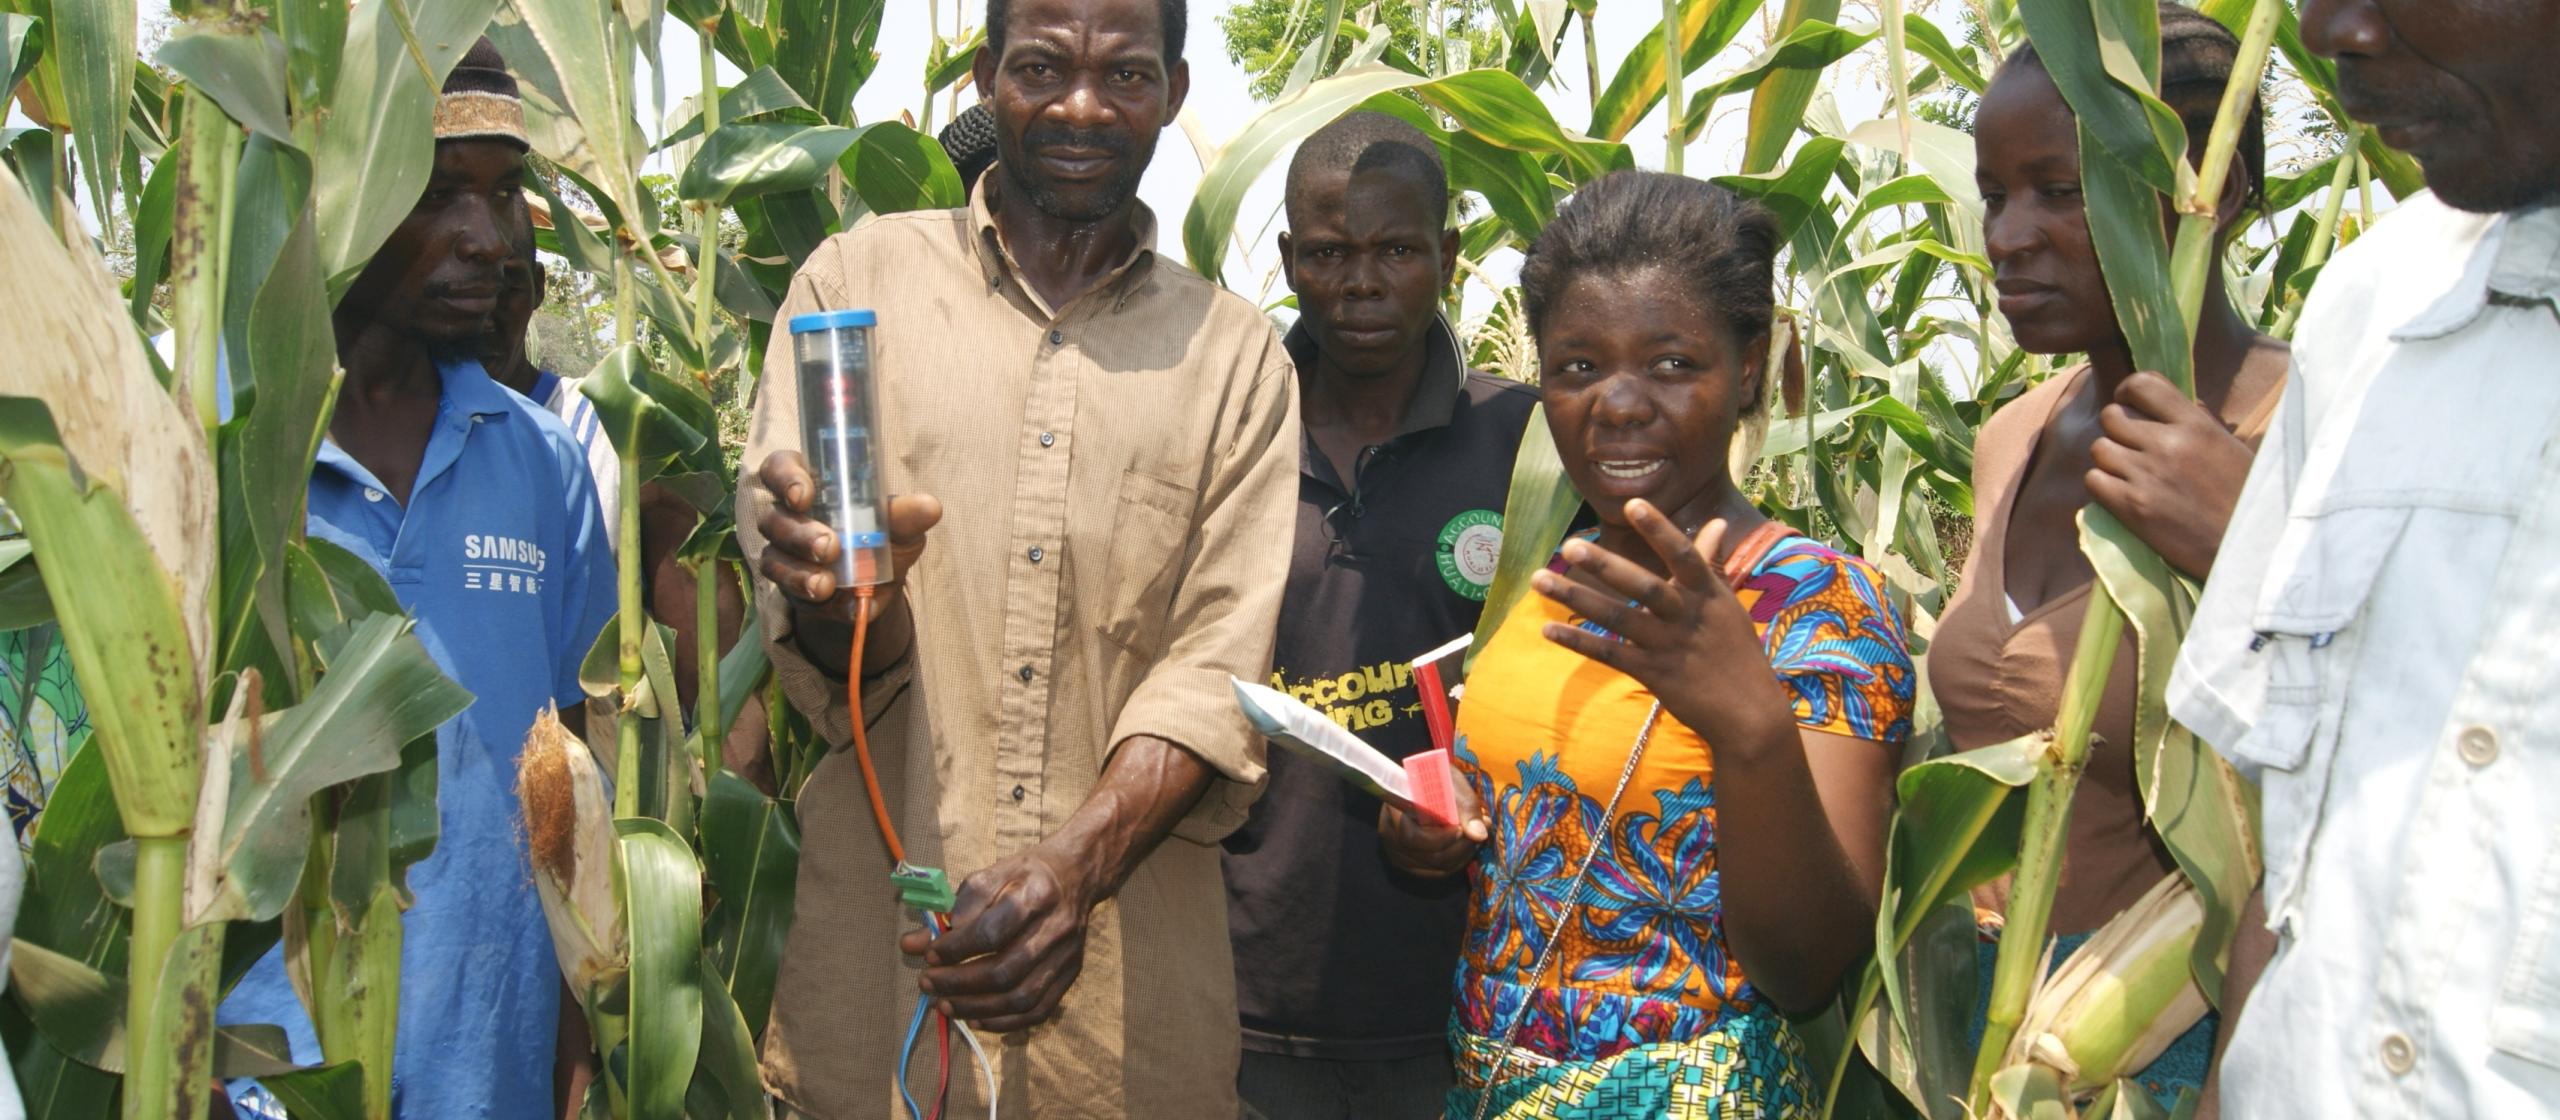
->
xmin=929 ymin=1011 xmax=953 ymax=1120
xmin=854 ymin=585 xmax=959 ymax=1119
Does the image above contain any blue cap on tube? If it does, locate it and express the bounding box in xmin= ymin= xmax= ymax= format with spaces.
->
xmin=789 ymin=309 xmax=878 ymax=332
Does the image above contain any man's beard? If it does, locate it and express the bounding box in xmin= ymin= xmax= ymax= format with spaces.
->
xmin=1002 ymin=125 xmax=1145 ymax=222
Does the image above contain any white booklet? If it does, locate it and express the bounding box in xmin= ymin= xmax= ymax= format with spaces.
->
xmin=1230 ymin=676 xmax=1416 ymax=806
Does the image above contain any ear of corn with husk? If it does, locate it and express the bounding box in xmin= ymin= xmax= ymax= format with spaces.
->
xmin=519 ymin=706 xmax=628 ymax=1006
xmin=2004 ymin=873 xmax=2210 ymax=1101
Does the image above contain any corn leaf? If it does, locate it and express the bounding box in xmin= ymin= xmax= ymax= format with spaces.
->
xmin=7 ymin=745 xmax=124 ymax=1118
xmin=1466 ymin=405 xmax=1580 ymax=675
xmin=0 ymin=540 xmax=45 ymax=629
xmin=124 ymin=137 xmax=178 ymax=328
xmin=1587 ymin=0 xmax=1769 ymax=143
xmin=1351 ymin=92 xmax=1555 ymax=236
xmin=770 ymin=0 xmax=883 ymax=125
xmin=677 ymin=120 xmax=866 ymax=204
xmin=314 ymin=0 xmax=507 ymax=285
xmin=254 ymin=1060 xmax=369 ymax=1120
xmin=1988 ymin=1062 xmax=2075 ymax=1120
xmin=1407 ymin=69 xmax=1629 ymax=183
xmin=271 ymin=0 xmax=347 ymax=120
xmin=1843 ymin=117 xmax=1984 ymax=240
xmin=0 ymin=404 xmax=203 ymax=838
xmin=2088 ymin=1080 xmax=2174 ymax=1120
xmin=46 ymin=0 xmax=130 ymax=226
xmin=1873 ymin=732 xmax=2037 ymax=983
xmin=156 ymin=23 xmax=293 ymax=146
xmin=839 ymin=120 xmax=964 ymax=214
xmin=686 ymin=958 xmax=769 ymax=1120
xmin=2080 ymin=508 xmax=2258 ymax=1005
xmin=714 ymin=609 xmax=770 ymax=740
xmin=1678 ymin=20 xmax=1878 ymax=145
xmin=508 ymin=0 xmax=651 ymax=232
xmin=4 ymin=12 xmax=43 ymax=107
xmin=1716 ymin=132 xmax=1848 ymax=238
xmin=203 ymin=614 xmax=472 ymax=925
xmin=1739 ymin=0 xmax=1841 ymax=174
xmin=654 ymin=67 xmax=815 ymax=151
xmin=1899 ymin=13 xmax=1986 ymax=93
xmin=1185 ymin=64 xmax=1625 ymax=284
xmin=2065 ymin=115 xmax=2190 ymax=383
xmin=2014 ymin=0 xmax=2184 ymax=194
xmin=700 ymin=770 xmax=800 ymax=1035
xmin=6 ymin=936 xmax=351 ymax=1090
xmin=1851 ymin=895 xmax=1978 ymax=1119
xmin=614 ymin=817 xmax=705 ymax=1117
xmin=925 ymin=26 xmax=984 ymax=96
xmin=582 ymin=343 xmax=714 ymax=487
xmin=1184 ymin=64 xmax=1432 ymax=284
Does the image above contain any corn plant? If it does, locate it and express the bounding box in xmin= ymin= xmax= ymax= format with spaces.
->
xmin=1 ymin=3 xmax=2433 ymax=1118
xmin=0 ymin=1 xmax=508 ymax=1116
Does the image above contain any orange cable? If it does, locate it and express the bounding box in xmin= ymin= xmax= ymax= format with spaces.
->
xmin=848 ymin=584 xmax=907 ymax=867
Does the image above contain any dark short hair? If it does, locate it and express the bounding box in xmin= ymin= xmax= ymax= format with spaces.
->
xmin=986 ymin=0 xmax=1186 ymax=68
xmin=1519 ymin=170 xmax=1781 ymax=346
xmin=2009 ymin=2 xmax=2268 ymax=213
xmin=1283 ymin=111 xmax=1449 ymax=231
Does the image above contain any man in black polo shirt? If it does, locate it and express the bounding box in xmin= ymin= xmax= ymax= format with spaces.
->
xmin=1223 ymin=111 xmax=1536 ymax=1119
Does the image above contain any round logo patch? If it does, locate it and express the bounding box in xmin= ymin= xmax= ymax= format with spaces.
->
xmin=1436 ymin=509 xmax=1504 ymax=601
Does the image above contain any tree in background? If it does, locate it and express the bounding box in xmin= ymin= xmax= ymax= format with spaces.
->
xmin=1221 ymin=0 xmax=1505 ymax=101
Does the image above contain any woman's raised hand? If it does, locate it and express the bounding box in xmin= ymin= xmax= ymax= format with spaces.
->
xmin=1529 ymin=501 xmax=1792 ymax=745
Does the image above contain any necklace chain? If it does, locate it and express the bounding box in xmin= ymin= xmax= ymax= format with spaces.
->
xmin=1467 ymin=700 xmax=1665 ymax=1120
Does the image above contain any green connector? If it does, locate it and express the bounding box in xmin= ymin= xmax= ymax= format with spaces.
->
xmin=892 ymin=864 xmax=955 ymax=913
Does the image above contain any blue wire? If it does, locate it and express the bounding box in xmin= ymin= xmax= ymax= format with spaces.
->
xmin=897 ymin=992 xmax=931 ymax=1120
xmin=895 ymin=909 xmax=956 ymax=1120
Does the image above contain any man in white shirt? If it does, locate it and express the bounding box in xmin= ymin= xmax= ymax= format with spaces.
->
xmin=2167 ymin=2 xmax=2560 ymax=1116
xmin=479 ymin=237 xmax=623 ymax=549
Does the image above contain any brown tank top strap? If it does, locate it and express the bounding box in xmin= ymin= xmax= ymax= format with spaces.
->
xmin=2233 ymin=378 xmax=2284 ymax=445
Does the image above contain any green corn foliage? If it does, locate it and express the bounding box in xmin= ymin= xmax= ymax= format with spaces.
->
xmin=7 ymin=4 xmax=2429 ymax=1117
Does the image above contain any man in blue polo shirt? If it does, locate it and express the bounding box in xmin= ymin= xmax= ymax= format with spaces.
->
xmin=219 ymin=39 xmax=617 ymax=1120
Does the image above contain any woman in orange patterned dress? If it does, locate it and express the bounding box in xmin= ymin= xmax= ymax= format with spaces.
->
xmin=1380 ymin=170 xmax=1915 ymax=1120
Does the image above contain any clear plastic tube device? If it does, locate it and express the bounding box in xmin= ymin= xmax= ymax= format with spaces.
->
xmin=790 ymin=309 xmax=893 ymax=588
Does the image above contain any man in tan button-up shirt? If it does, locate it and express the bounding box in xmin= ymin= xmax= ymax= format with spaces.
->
xmin=739 ymin=0 xmax=1297 ymax=1115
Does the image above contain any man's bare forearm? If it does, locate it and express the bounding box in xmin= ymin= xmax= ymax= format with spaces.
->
xmin=1046 ymin=734 xmax=1215 ymax=910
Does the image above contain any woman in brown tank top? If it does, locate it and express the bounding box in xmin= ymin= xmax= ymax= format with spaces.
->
xmin=1928 ymin=7 xmax=2288 ymax=1112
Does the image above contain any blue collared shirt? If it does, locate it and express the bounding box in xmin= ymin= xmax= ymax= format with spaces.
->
xmin=219 ymin=355 xmax=617 ymax=1119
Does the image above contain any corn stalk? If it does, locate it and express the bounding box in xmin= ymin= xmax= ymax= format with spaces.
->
xmin=691 ymin=23 xmax=725 ymax=785
xmin=1660 ymin=0 xmax=1682 ymax=174
xmin=1968 ymin=1 xmax=2283 ymax=1112
xmin=121 ymin=79 xmax=239 ymax=1120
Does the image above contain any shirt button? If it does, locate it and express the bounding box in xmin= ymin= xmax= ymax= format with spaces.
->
xmin=1048 ymin=329 xmax=1065 ymax=346
xmin=1038 ymin=431 xmax=1056 ymax=448
xmin=1028 ymin=546 xmax=1045 ymax=564
xmin=363 ymin=488 xmax=384 ymax=503
xmin=1018 ymin=664 xmax=1034 ymax=683
xmin=1011 ymin=784 xmax=1027 ymax=802
xmin=2380 ymin=1032 xmax=2417 ymax=1076
xmin=2458 ymin=725 xmax=2500 ymax=767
